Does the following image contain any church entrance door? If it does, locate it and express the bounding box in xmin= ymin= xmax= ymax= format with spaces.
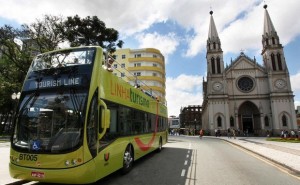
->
xmin=242 ymin=116 xmax=254 ymax=134
xmin=238 ymin=101 xmax=261 ymax=135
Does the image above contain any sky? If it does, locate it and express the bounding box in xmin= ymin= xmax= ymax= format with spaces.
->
xmin=1 ymin=0 xmax=300 ymax=117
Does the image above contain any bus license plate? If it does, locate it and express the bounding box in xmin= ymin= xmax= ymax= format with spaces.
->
xmin=31 ymin=171 xmax=45 ymax=178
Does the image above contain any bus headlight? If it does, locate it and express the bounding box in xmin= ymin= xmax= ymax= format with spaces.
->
xmin=72 ymin=159 xmax=77 ymax=165
xmin=65 ymin=160 xmax=70 ymax=166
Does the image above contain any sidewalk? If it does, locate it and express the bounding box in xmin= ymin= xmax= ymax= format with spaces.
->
xmin=215 ymin=136 xmax=300 ymax=175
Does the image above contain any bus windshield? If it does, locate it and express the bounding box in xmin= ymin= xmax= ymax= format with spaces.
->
xmin=12 ymin=90 xmax=87 ymax=153
xmin=29 ymin=48 xmax=95 ymax=71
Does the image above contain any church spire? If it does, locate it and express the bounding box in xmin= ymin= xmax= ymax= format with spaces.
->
xmin=208 ymin=10 xmax=219 ymax=40
xmin=262 ymin=4 xmax=281 ymax=49
xmin=261 ymin=4 xmax=286 ymax=72
xmin=207 ymin=10 xmax=222 ymax=52
xmin=263 ymin=4 xmax=277 ymax=37
xmin=206 ymin=9 xmax=224 ymax=75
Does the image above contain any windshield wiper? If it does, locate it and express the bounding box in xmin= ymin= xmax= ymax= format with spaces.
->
xmin=18 ymin=91 xmax=39 ymax=117
xmin=70 ymin=88 xmax=84 ymax=122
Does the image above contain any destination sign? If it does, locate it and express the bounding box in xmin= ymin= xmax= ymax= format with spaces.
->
xmin=35 ymin=78 xmax=80 ymax=88
xmin=25 ymin=76 xmax=83 ymax=90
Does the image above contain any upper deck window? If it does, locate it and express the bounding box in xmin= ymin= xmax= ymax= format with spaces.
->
xmin=30 ymin=48 xmax=95 ymax=72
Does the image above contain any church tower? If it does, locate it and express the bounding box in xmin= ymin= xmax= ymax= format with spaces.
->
xmin=206 ymin=10 xmax=224 ymax=77
xmin=206 ymin=10 xmax=226 ymax=95
xmin=201 ymin=4 xmax=298 ymax=136
xmin=202 ymin=10 xmax=230 ymax=133
xmin=262 ymin=4 xmax=288 ymax=75
xmin=261 ymin=4 xmax=297 ymax=131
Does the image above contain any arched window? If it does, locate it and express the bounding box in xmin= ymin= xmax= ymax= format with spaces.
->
xmin=272 ymin=37 xmax=275 ymax=45
xmin=282 ymin=115 xmax=287 ymax=127
xmin=217 ymin=116 xmax=222 ymax=127
xmin=277 ymin=53 xmax=283 ymax=70
xmin=213 ymin=42 xmax=216 ymax=49
xmin=264 ymin=116 xmax=269 ymax=127
xmin=216 ymin=57 xmax=221 ymax=74
xmin=271 ymin=53 xmax=276 ymax=71
xmin=266 ymin=38 xmax=269 ymax=46
xmin=211 ymin=57 xmax=215 ymax=74
xmin=230 ymin=116 xmax=234 ymax=127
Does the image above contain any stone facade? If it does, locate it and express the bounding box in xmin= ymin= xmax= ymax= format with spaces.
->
xmin=202 ymin=6 xmax=298 ymax=136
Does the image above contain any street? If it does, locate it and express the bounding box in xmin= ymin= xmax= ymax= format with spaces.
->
xmin=2 ymin=136 xmax=300 ymax=185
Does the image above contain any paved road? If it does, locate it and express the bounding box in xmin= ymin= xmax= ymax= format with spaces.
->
xmin=2 ymin=136 xmax=300 ymax=185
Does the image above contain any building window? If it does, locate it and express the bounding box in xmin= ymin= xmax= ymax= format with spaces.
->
xmin=282 ymin=115 xmax=287 ymax=127
xmin=264 ymin=116 xmax=269 ymax=127
xmin=153 ymin=63 xmax=157 ymax=67
xmin=134 ymin=72 xmax=141 ymax=76
xmin=216 ymin=57 xmax=221 ymax=74
xmin=121 ymin=73 xmax=125 ymax=77
xmin=213 ymin=42 xmax=216 ymax=49
xmin=237 ymin=76 xmax=254 ymax=92
xmin=277 ymin=53 xmax=283 ymax=70
xmin=122 ymin=54 xmax=126 ymax=59
xmin=230 ymin=116 xmax=234 ymax=127
xmin=271 ymin=53 xmax=276 ymax=71
xmin=217 ymin=116 xmax=222 ymax=127
xmin=113 ymin=64 xmax=117 ymax=68
xmin=153 ymin=73 xmax=157 ymax=77
xmin=121 ymin=63 xmax=125 ymax=68
xmin=153 ymin=54 xmax=157 ymax=58
xmin=135 ymin=54 xmax=141 ymax=58
xmin=134 ymin=63 xmax=141 ymax=67
xmin=211 ymin=57 xmax=215 ymax=74
xmin=272 ymin=37 xmax=275 ymax=45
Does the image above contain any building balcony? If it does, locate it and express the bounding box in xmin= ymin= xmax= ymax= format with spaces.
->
xmin=128 ymin=57 xmax=165 ymax=66
xmin=127 ymin=66 xmax=165 ymax=74
xmin=127 ymin=76 xmax=165 ymax=83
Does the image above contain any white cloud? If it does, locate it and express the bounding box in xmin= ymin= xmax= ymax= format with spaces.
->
xmin=1 ymin=0 xmax=300 ymax=57
xmin=135 ymin=32 xmax=179 ymax=63
xmin=290 ymin=72 xmax=300 ymax=92
xmin=166 ymin=74 xmax=203 ymax=116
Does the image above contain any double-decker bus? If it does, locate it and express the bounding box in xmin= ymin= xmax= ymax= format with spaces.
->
xmin=9 ymin=46 xmax=168 ymax=184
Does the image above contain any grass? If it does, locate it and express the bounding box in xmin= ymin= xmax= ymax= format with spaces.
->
xmin=266 ymin=137 xmax=300 ymax=143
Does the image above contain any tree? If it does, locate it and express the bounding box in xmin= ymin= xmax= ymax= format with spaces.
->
xmin=23 ymin=15 xmax=66 ymax=53
xmin=62 ymin=15 xmax=123 ymax=52
xmin=0 ymin=15 xmax=124 ymax=134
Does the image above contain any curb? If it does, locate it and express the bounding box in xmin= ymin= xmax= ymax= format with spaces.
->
xmin=219 ymin=138 xmax=300 ymax=177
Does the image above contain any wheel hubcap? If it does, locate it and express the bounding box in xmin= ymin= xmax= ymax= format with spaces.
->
xmin=124 ymin=150 xmax=132 ymax=168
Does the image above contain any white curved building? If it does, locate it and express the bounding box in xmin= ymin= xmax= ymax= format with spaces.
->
xmin=113 ymin=48 xmax=166 ymax=103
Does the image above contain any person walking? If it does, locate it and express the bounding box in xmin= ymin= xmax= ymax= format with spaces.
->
xmin=227 ymin=128 xmax=231 ymax=139
xmin=199 ymin=129 xmax=204 ymax=139
xmin=232 ymin=129 xmax=236 ymax=139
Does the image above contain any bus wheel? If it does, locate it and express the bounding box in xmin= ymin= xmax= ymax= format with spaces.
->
xmin=122 ymin=145 xmax=133 ymax=174
xmin=157 ymin=137 xmax=163 ymax=152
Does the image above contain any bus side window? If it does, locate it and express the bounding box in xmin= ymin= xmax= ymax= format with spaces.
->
xmin=87 ymin=95 xmax=98 ymax=157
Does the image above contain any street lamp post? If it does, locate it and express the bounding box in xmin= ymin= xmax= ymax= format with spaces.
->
xmin=10 ymin=92 xmax=21 ymax=133
xmin=11 ymin=92 xmax=21 ymax=115
xmin=11 ymin=92 xmax=21 ymax=101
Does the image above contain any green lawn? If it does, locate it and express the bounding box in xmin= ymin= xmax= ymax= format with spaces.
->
xmin=266 ymin=137 xmax=300 ymax=143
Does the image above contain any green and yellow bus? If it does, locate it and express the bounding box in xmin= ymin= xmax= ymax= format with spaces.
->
xmin=9 ymin=46 xmax=168 ymax=184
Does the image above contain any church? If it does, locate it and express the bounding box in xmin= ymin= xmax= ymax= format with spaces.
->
xmin=201 ymin=5 xmax=298 ymax=136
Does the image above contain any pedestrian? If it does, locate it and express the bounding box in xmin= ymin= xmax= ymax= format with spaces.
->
xmin=227 ymin=128 xmax=231 ymax=138
xmin=199 ymin=129 xmax=204 ymax=139
xmin=232 ymin=129 xmax=236 ymax=139
xmin=291 ymin=130 xmax=295 ymax=138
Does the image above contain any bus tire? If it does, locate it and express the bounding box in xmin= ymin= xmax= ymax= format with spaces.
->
xmin=122 ymin=144 xmax=133 ymax=174
xmin=157 ymin=137 xmax=163 ymax=152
